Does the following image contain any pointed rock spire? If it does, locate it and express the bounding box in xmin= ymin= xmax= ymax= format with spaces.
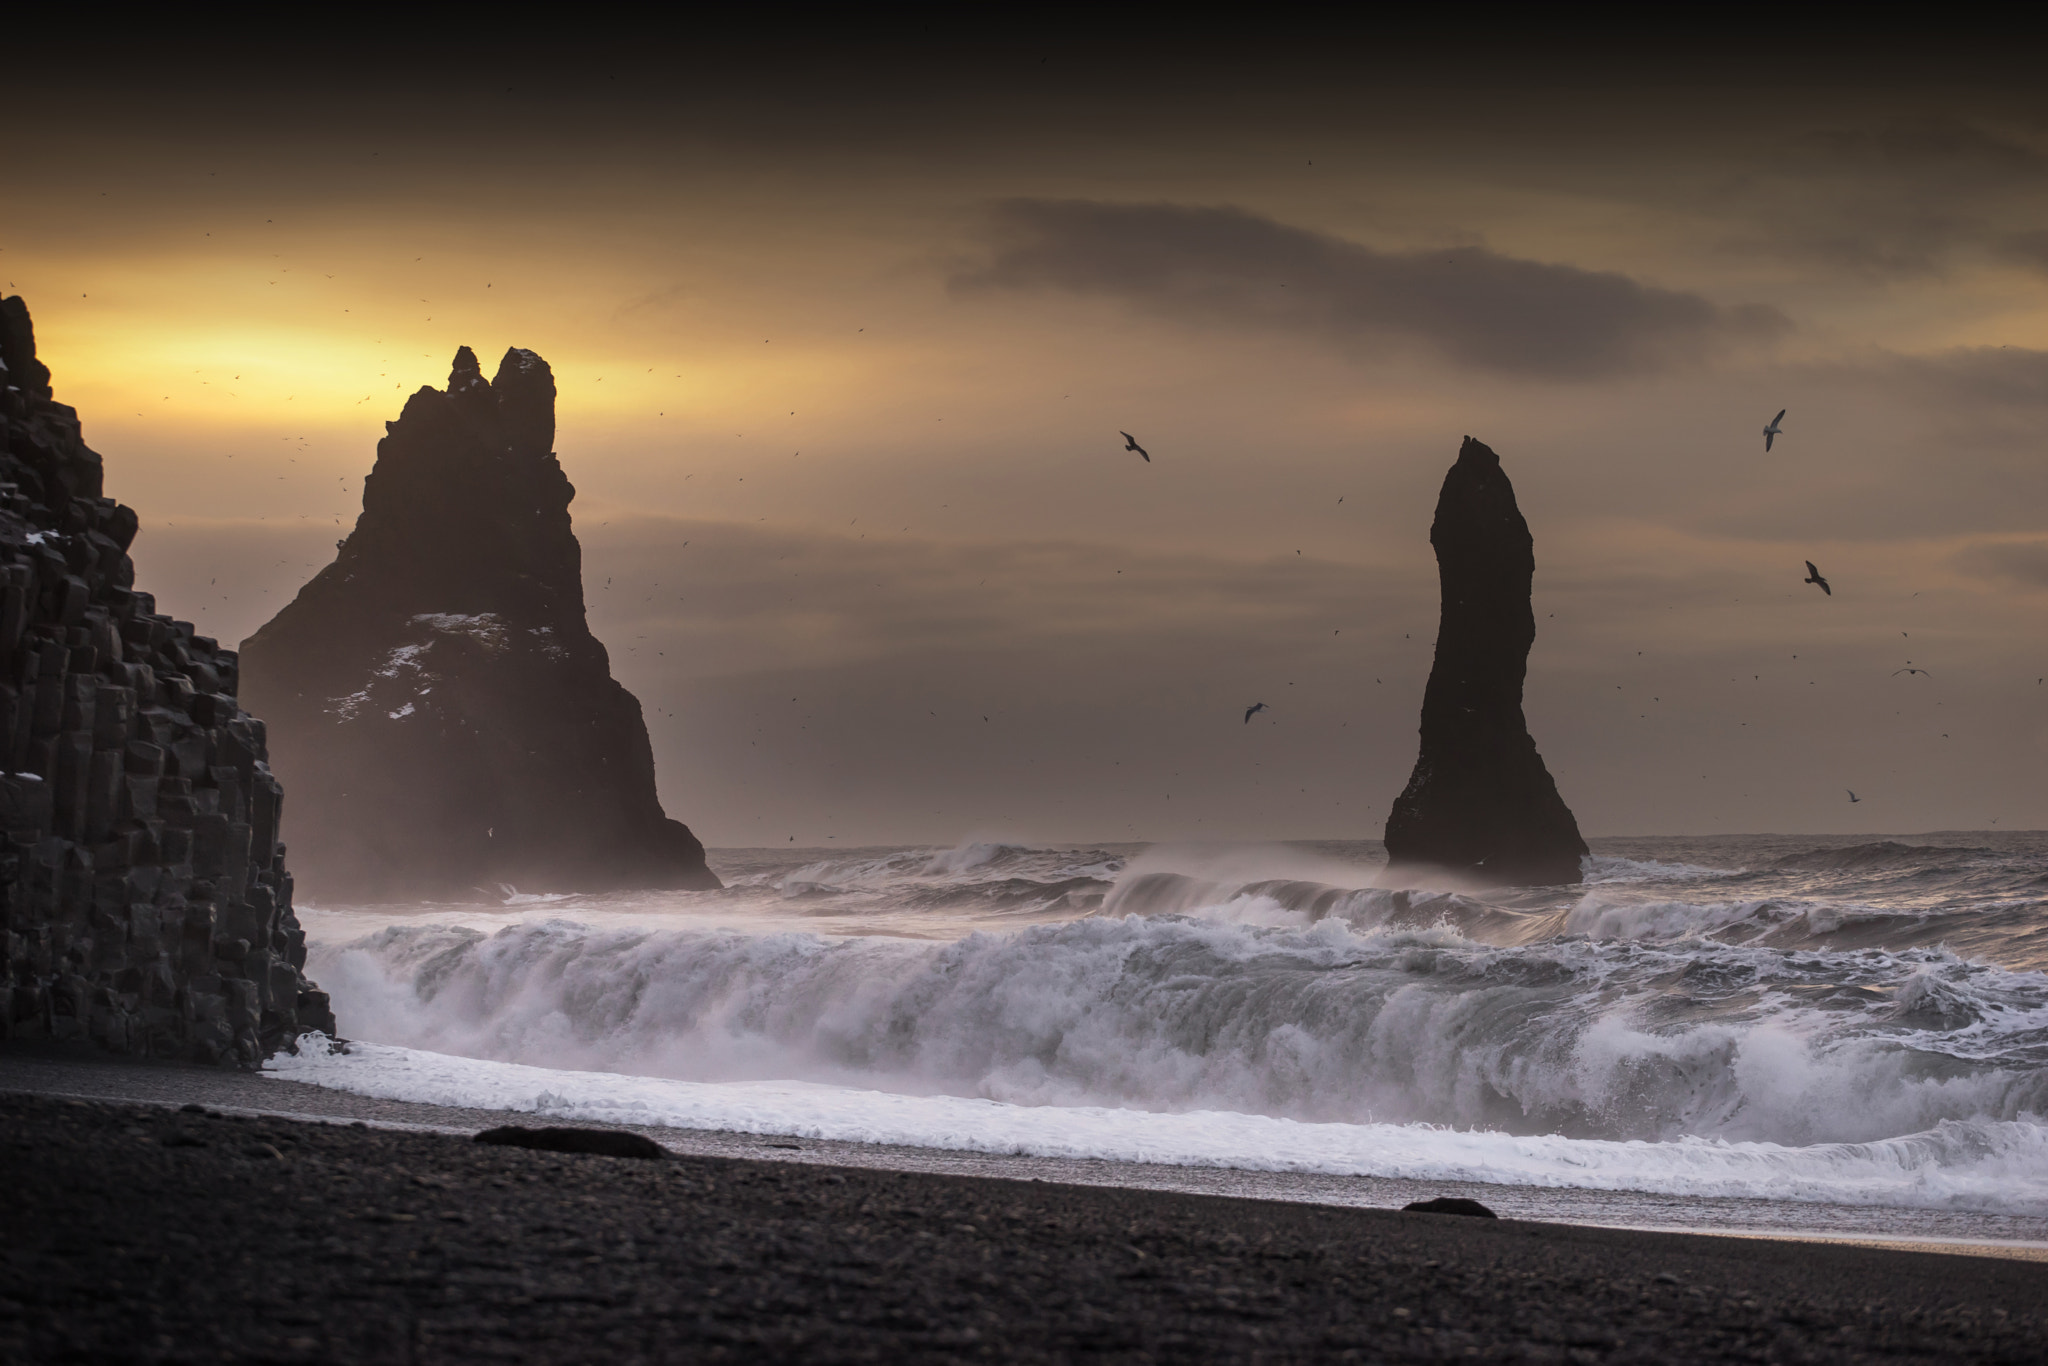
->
xmin=1383 ymin=436 xmax=1586 ymax=886
xmin=447 ymin=345 xmax=488 ymax=395
xmin=240 ymin=345 xmax=719 ymax=899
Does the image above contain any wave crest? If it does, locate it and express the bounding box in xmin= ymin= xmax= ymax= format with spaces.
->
xmin=310 ymin=913 xmax=2048 ymax=1150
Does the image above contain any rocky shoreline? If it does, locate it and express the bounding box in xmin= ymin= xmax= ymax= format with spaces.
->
xmin=0 ymin=296 xmax=333 ymax=1063
xmin=4 ymin=1088 xmax=2043 ymax=1364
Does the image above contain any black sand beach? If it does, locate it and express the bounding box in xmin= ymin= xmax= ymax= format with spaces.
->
xmin=4 ymin=1080 xmax=2046 ymax=1363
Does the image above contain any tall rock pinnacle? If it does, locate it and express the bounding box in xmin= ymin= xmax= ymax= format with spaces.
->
xmin=239 ymin=347 xmax=720 ymax=900
xmin=1383 ymin=436 xmax=1586 ymax=886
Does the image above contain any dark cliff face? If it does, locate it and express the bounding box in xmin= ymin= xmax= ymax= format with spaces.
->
xmin=1383 ymin=436 xmax=1587 ymax=886
xmin=0 ymin=296 xmax=336 ymax=1062
xmin=239 ymin=347 xmax=719 ymax=901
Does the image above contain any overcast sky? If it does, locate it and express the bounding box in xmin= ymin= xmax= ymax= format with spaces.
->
xmin=8 ymin=34 xmax=2048 ymax=844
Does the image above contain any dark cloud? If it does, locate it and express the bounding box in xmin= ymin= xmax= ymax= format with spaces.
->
xmin=1951 ymin=540 xmax=2048 ymax=590
xmin=1718 ymin=119 xmax=2048 ymax=279
xmin=1997 ymin=230 xmax=2048 ymax=274
xmin=1673 ymin=346 xmax=2048 ymax=543
xmin=579 ymin=516 xmax=1414 ymax=675
xmin=1810 ymin=118 xmax=2048 ymax=185
xmin=951 ymin=200 xmax=1787 ymax=379
xmin=1718 ymin=220 xmax=1976 ymax=282
xmin=1861 ymin=345 xmax=2048 ymax=411
xmin=1807 ymin=119 xmax=2046 ymax=183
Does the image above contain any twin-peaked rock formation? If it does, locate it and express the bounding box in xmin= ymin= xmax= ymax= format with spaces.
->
xmin=0 ymin=297 xmax=335 ymax=1061
xmin=240 ymin=347 xmax=718 ymax=901
xmin=1384 ymin=437 xmax=1586 ymax=886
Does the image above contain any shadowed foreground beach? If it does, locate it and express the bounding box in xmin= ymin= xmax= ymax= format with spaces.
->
xmin=3 ymin=1089 xmax=2046 ymax=1364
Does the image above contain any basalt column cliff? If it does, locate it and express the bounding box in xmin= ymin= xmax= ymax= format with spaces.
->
xmin=239 ymin=347 xmax=719 ymax=900
xmin=1384 ymin=437 xmax=1587 ymax=886
xmin=0 ymin=297 xmax=336 ymax=1061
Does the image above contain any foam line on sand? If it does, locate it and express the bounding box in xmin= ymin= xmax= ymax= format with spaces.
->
xmin=8 ymin=1048 xmax=2048 ymax=1257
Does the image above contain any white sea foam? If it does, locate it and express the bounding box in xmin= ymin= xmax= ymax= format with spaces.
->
xmin=1583 ymin=856 xmax=1734 ymax=885
xmin=267 ymin=1039 xmax=2048 ymax=1215
xmin=294 ymin=835 xmax=2048 ymax=1219
xmin=306 ymin=912 xmax=2048 ymax=1148
xmin=922 ymin=841 xmax=1027 ymax=877
xmin=1564 ymin=892 xmax=1834 ymax=941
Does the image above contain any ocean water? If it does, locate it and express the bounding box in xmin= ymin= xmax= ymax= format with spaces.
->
xmin=274 ymin=834 xmax=2048 ymax=1237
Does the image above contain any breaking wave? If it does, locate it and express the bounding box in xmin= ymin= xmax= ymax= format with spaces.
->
xmin=294 ymin=832 xmax=2048 ymax=1214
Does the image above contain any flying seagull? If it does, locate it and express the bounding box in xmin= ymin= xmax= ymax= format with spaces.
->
xmin=1763 ymin=409 xmax=1786 ymax=452
xmin=1120 ymin=431 xmax=1150 ymax=462
xmin=1244 ymin=702 xmax=1269 ymax=724
xmin=1847 ymin=790 xmax=1860 ymax=803
xmin=1803 ymin=561 xmax=1831 ymax=596
xmin=1892 ymin=667 xmax=1932 ymax=677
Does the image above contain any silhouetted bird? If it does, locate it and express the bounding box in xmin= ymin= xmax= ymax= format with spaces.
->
xmin=1244 ymin=702 xmax=1269 ymax=724
xmin=1120 ymin=431 xmax=1150 ymax=462
xmin=1803 ymin=561 xmax=1831 ymax=596
xmin=1764 ymin=409 xmax=1786 ymax=452
xmin=1847 ymin=790 xmax=1860 ymax=803
xmin=1892 ymin=667 xmax=1932 ymax=677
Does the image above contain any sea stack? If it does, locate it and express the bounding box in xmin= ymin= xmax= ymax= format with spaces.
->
xmin=239 ymin=347 xmax=720 ymax=900
xmin=1383 ymin=436 xmax=1587 ymax=886
xmin=0 ymin=296 xmax=336 ymax=1061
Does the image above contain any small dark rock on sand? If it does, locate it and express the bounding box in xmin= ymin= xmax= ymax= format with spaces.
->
xmin=9 ymin=1094 xmax=2048 ymax=1363
xmin=1404 ymin=1196 xmax=1498 ymax=1218
xmin=473 ymin=1125 xmax=668 ymax=1159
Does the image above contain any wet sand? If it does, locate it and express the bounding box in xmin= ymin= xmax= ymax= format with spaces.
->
xmin=4 ymin=1063 xmax=2047 ymax=1362
xmin=6 ymin=1049 xmax=2047 ymax=1257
